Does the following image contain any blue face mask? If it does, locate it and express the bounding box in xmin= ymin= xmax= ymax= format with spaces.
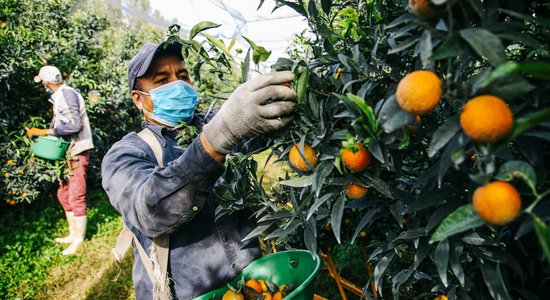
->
xmin=139 ymin=80 xmax=199 ymax=127
xmin=45 ymin=87 xmax=54 ymax=94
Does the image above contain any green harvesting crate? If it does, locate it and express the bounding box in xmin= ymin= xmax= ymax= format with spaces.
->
xmin=194 ymin=250 xmax=321 ymax=300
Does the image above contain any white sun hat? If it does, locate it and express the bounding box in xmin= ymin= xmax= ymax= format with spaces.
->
xmin=34 ymin=66 xmax=63 ymax=84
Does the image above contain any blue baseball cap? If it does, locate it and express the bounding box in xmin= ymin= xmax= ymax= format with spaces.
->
xmin=127 ymin=41 xmax=184 ymax=91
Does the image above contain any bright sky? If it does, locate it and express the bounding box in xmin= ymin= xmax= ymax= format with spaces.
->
xmin=149 ymin=0 xmax=309 ymax=69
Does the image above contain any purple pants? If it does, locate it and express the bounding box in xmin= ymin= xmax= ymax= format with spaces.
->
xmin=57 ymin=151 xmax=89 ymax=217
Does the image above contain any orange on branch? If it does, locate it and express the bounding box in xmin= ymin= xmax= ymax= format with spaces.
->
xmin=345 ymin=183 xmax=368 ymax=199
xmin=409 ymin=0 xmax=439 ymax=20
xmin=341 ymin=143 xmax=371 ymax=173
xmin=396 ymin=70 xmax=442 ymax=115
xmin=460 ymin=95 xmax=514 ymax=144
xmin=288 ymin=144 xmax=318 ymax=172
xmin=473 ymin=181 xmax=522 ymax=226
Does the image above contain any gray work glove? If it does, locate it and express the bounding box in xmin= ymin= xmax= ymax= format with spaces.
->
xmin=202 ymin=71 xmax=297 ymax=154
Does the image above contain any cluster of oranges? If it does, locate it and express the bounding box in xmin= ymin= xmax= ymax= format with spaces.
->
xmin=287 ymin=67 xmax=521 ymax=225
xmin=395 ymin=70 xmax=514 ymax=145
xmin=394 ymin=69 xmax=520 ymax=225
xmin=222 ymin=278 xmax=293 ymax=300
xmin=288 ymin=141 xmax=372 ymax=200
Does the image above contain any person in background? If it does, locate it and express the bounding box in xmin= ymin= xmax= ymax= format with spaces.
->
xmin=101 ymin=40 xmax=296 ymax=299
xmin=27 ymin=65 xmax=94 ymax=255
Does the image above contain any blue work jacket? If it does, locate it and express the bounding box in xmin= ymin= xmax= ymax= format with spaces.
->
xmin=101 ymin=112 xmax=261 ymax=299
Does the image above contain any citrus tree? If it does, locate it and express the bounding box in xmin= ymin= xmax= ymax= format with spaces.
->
xmin=0 ymin=0 xmax=164 ymax=205
xmin=219 ymin=0 xmax=550 ymax=299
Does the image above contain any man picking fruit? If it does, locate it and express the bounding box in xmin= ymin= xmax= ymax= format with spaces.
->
xmin=101 ymin=37 xmax=296 ymax=300
xmin=29 ymin=65 xmax=94 ymax=256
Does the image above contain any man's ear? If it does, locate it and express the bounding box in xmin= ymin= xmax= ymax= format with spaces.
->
xmin=131 ymin=91 xmax=143 ymax=110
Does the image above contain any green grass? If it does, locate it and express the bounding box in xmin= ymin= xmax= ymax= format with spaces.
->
xmin=0 ymin=187 xmax=134 ymax=300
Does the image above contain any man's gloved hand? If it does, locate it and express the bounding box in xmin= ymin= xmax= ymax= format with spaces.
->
xmin=202 ymin=71 xmax=297 ymax=154
xmin=26 ymin=127 xmax=48 ymax=139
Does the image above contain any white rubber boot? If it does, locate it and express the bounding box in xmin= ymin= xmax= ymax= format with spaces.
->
xmin=62 ymin=216 xmax=87 ymax=256
xmin=55 ymin=211 xmax=75 ymax=244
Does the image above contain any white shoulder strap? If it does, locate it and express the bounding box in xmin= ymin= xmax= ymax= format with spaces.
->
xmin=112 ymin=127 xmax=172 ymax=300
xmin=138 ymin=128 xmax=164 ymax=167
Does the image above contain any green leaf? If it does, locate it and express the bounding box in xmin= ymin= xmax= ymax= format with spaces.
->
xmin=306 ymin=193 xmax=334 ymax=220
xmin=264 ymin=219 xmax=301 ymax=239
xmin=242 ymin=222 xmax=273 ymax=241
xmin=514 ymin=62 xmax=550 ymax=79
xmin=434 ymin=240 xmax=449 ymax=287
xmin=430 ymin=204 xmax=484 ymax=243
xmin=476 ymin=62 xmax=550 ymax=90
xmin=351 ymin=208 xmax=381 ymax=243
xmin=242 ymin=36 xmax=271 ymax=64
xmin=271 ymin=57 xmax=294 ymax=71
xmin=413 ymin=238 xmax=432 ymax=269
xmin=493 ymin=108 xmax=550 ymax=153
xmin=374 ymin=252 xmax=395 ymax=296
xmin=495 ymin=160 xmax=537 ymax=194
xmin=362 ymin=174 xmax=393 ymax=199
xmin=253 ymin=46 xmax=272 ymax=64
xmin=449 ymin=244 xmax=465 ymax=286
xmin=296 ymin=69 xmax=311 ymax=104
xmin=481 ymin=262 xmax=512 ymax=300
xmin=330 ymin=194 xmax=346 ymax=244
xmin=321 ymin=0 xmax=331 ymax=15
xmin=278 ymin=0 xmax=308 ymax=17
xmin=459 ymin=28 xmax=507 ymax=66
xmin=498 ymin=32 xmax=542 ymax=50
xmin=377 ymin=95 xmax=414 ymax=134
xmin=189 ymin=21 xmax=221 ymax=40
xmin=304 ymin=219 xmax=317 ymax=256
xmin=279 ymin=175 xmax=313 ymax=187
xmin=419 ymin=30 xmax=433 ymax=68
xmin=428 ymin=116 xmax=461 ymax=158
xmin=461 ymin=232 xmax=499 ymax=246
xmin=340 ymin=93 xmax=378 ymax=135
xmin=307 ymin=0 xmax=318 ymax=19
xmin=201 ymin=32 xmax=232 ymax=57
xmin=391 ymin=267 xmax=414 ymax=296
xmin=430 ymin=34 xmax=461 ymax=61
xmin=492 ymin=78 xmax=536 ymax=100
xmin=241 ymin=48 xmax=251 ymax=82
xmin=313 ymin=161 xmax=334 ymax=197
xmin=511 ymin=108 xmax=550 ymax=140
xmin=337 ymin=53 xmax=361 ymax=72
xmin=475 ymin=62 xmax=520 ymax=90
xmin=532 ymin=214 xmax=550 ymax=264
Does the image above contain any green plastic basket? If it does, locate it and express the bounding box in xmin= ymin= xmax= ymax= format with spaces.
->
xmin=30 ymin=136 xmax=69 ymax=160
xmin=194 ymin=250 xmax=321 ymax=300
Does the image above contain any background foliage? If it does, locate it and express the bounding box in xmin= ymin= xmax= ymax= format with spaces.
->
xmin=232 ymin=0 xmax=550 ymax=299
